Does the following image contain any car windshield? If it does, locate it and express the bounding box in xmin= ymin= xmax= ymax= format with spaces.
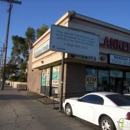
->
xmin=106 ymin=94 xmax=130 ymax=106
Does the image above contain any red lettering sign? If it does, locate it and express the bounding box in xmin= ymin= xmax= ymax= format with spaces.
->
xmin=110 ymin=38 xmax=117 ymax=49
xmin=102 ymin=37 xmax=130 ymax=52
xmin=104 ymin=37 xmax=110 ymax=47
xmin=117 ymin=40 xmax=122 ymax=50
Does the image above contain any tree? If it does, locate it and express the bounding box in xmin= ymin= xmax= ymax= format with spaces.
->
xmin=6 ymin=64 xmax=17 ymax=74
xmin=25 ymin=27 xmax=35 ymax=51
xmin=20 ymin=62 xmax=27 ymax=72
xmin=3 ymin=63 xmax=17 ymax=79
xmin=5 ymin=35 xmax=27 ymax=78
xmin=11 ymin=36 xmax=28 ymax=64
xmin=36 ymin=24 xmax=48 ymax=39
xmin=6 ymin=24 xmax=49 ymax=81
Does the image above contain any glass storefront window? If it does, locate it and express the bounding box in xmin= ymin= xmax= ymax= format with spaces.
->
xmin=98 ymin=70 xmax=109 ymax=92
xmin=41 ymin=68 xmax=50 ymax=96
xmin=41 ymin=68 xmax=50 ymax=87
xmin=110 ymin=70 xmax=123 ymax=78
xmin=126 ymin=72 xmax=130 ymax=78
xmin=110 ymin=70 xmax=123 ymax=94
xmin=85 ymin=68 xmax=97 ymax=93
xmin=123 ymin=72 xmax=130 ymax=94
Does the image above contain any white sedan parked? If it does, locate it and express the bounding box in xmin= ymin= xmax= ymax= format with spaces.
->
xmin=63 ymin=92 xmax=130 ymax=130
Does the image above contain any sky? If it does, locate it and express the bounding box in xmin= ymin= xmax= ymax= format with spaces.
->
xmin=0 ymin=0 xmax=130 ymax=59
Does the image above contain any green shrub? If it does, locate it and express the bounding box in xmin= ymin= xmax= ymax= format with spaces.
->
xmin=9 ymin=75 xmax=19 ymax=81
xmin=17 ymin=78 xmax=27 ymax=82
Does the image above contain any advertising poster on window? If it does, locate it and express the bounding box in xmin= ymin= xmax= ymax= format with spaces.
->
xmin=41 ymin=68 xmax=50 ymax=86
xmin=85 ymin=76 xmax=97 ymax=92
xmin=42 ymin=69 xmax=46 ymax=86
xmin=52 ymin=66 xmax=59 ymax=87
xmin=46 ymin=68 xmax=50 ymax=86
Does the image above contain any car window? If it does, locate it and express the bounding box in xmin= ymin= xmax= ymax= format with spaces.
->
xmin=97 ymin=97 xmax=104 ymax=105
xmin=80 ymin=95 xmax=104 ymax=105
xmin=106 ymin=94 xmax=130 ymax=106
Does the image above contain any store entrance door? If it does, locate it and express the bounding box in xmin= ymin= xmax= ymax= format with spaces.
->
xmin=115 ymin=78 xmax=123 ymax=94
xmin=110 ymin=78 xmax=123 ymax=94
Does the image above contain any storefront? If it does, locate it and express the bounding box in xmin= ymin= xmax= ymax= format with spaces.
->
xmin=27 ymin=11 xmax=130 ymax=100
xmin=41 ymin=66 xmax=60 ymax=96
xmin=85 ymin=67 xmax=130 ymax=94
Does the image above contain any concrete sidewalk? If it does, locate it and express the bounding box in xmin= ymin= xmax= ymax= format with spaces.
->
xmin=0 ymin=85 xmax=100 ymax=130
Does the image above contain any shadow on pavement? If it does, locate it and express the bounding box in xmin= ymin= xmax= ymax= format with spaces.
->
xmin=19 ymin=91 xmax=59 ymax=105
xmin=0 ymin=85 xmax=59 ymax=105
xmin=0 ymin=94 xmax=32 ymax=100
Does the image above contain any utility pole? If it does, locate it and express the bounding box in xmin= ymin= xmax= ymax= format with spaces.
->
xmin=0 ymin=48 xmax=3 ymax=84
xmin=0 ymin=0 xmax=21 ymax=90
xmin=0 ymin=43 xmax=4 ymax=84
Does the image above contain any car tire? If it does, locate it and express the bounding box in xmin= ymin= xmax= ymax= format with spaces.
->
xmin=100 ymin=116 xmax=115 ymax=130
xmin=65 ymin=104 xmax=73 ymax=117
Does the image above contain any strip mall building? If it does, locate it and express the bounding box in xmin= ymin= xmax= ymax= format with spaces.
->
xmin=27 ymin=11 xmax=130 ymax=100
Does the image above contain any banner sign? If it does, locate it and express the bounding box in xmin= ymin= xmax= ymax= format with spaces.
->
xmin=50 ymin=25 xmax=99 ymax=57
xmin=34 ymin=40 xmax=50 ymax=58
xmin=110 ymin=54 xmax=130 ymax=66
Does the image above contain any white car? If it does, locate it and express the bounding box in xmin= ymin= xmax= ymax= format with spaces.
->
xmin=63 ymin=92 xmax=130 ymax=130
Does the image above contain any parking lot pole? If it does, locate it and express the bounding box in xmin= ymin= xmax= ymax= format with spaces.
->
xmin=59 ymin=52 xmax=65 ymax=111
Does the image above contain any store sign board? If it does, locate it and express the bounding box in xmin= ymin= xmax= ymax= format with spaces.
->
xmin=34 ymin=40 xmax=50 ymax=58
xmin=68 ymin=53 xmax=108 ymax=63
xmin=102 ymin=37 xmax=130 ymax=52
xmin=50 ymin=25 xmax=99 ymax=57
xmin=110 ymin=54 xmax=130 ymax=66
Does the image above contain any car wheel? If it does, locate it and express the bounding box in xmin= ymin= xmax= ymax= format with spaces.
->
xmin=100 ymin=116 xmax=115 ymax=130
xmin=65 ymin=104 xmax=73 ymax=117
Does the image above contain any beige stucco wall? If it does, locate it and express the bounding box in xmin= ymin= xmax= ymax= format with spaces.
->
xmin=27 ymin=69 xmax=41 ymax=93
xmin=6 ymin=80 xmax=27 ymax=89
xmin=27 ymin=49 xmax=42 ymax=94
